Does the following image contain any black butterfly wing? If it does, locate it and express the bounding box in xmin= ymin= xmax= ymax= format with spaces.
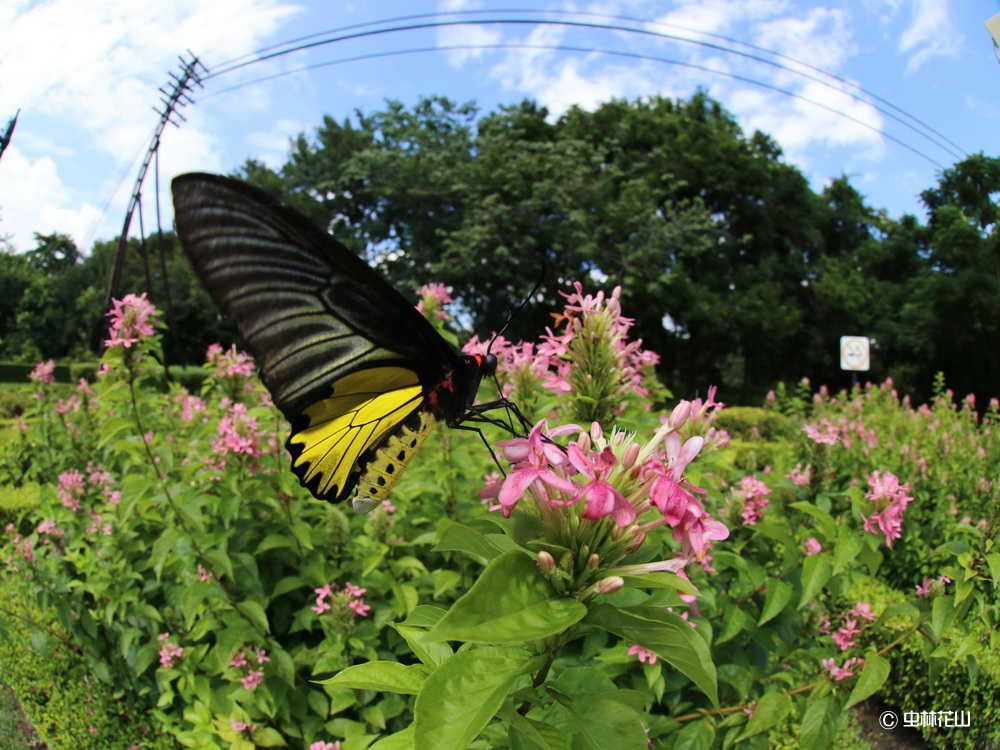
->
xmin=171 ymin=172 xmax=462 ymax=502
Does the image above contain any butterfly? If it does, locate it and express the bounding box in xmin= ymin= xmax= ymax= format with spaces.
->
xmin=171 ymin=173 xmax=525 ymax=510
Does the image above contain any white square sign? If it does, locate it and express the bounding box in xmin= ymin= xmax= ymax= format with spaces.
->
xmin=840 ymin=336 xmax=870 ymax=371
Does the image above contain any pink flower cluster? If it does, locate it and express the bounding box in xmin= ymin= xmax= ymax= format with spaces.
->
xmin=736 ymin=475 xmax=771 ymax=526
xmin=785 ymin=463 xmax=812 ymax=487
xmin=175 ymin=392 xmax=207 ymax=422
xmin=628 ymin=645 xmax=657 ymax=664
xmin=415 ymin=283 xmax=453 ymax=321
xmin=915 ymin=574 xmax=951 ymax=596
xmin=157 ymin=633 xmax=184 ymax=668
xmin=803 ymin=537 xmax=822 ymax=556
xmin=862 ymin=470 xmax=914 ymax=548
xmin=822 ymin=656 xmax=864 ymax=681
xmin=105 ymin=293 xmax=158 ymax=349
xmin=311 ymin=582 xmax=371 ymax=617
xmin=28 ymin=359 xmax=55 ymax=385
xmin=212 ymin=402 xmax=261 ymax=459
xmin=309 ymin=742 xmax=342 ymax=750
xmin=205 ymin=343 xmax=255 ymax=378
xmin=230 ymin=647 xmax=270 ymax=691
xmin=464 ymin=282 xmax=660 ymax=406
xmin=485 ymin=412 xmax=728 ymax=568
xmin=819 ymin=601 xmax=877 ymax=651
xmin=231 ymin=719 xmax=257 ymax=734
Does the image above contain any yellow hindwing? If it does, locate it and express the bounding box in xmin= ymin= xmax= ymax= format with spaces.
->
xmin=288 ymin=366 xmax=423 ymax=499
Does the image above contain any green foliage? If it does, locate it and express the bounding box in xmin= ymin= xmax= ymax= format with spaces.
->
xmin=0 ymin=580 xmax=171 ymax=748
xmin=1 ymin=285 xmax=997 ymax=749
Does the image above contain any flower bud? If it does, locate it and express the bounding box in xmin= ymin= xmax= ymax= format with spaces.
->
xmin=596 ymin=576 xmax=623 ymax=595
xmin=536 ymin=550 xmax=556 ymax=574
xmin=590 ymin=421 xmax=602 ymax=441
xmin=587 ymin=553 xmax=600 ymax=570
xmin=668 ymin=401 xmax=691 ymax=429
xmin=621 ymin=442 xmax=640 ymax=470
xmin=576 ymin=431 xmax=591 ymax=453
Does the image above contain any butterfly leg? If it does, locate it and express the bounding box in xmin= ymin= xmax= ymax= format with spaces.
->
xmin=448 ymin=421 xmax=508 ymax=477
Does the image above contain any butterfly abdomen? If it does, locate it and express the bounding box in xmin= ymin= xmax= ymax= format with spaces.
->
xmin=354 ymin=411 xmax=436 ymax=510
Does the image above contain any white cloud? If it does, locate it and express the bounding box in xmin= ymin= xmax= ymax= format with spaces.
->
xmin=898 ymin=0 xmax=962 ymax=73
xmin=0 ymin=0 xmax=301 ymax=252
xmin=0 ymin=147 xmax=102 ymax=252
xmin=245 ymin=118 xmax=307 ymax=168
xmin=437 ymin=23 xmax=503 ymax=66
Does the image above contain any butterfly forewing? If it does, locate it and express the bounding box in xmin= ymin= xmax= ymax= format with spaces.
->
xmin=171 ymin=173 xmax=457 ymax=421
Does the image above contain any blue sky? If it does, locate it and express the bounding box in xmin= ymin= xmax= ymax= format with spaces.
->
xmin=2 ymin=0 xmax=999 ymax=254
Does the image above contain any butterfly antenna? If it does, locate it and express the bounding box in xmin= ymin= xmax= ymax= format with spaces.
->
xmin=484 ymin=259 xmax=548 ymax=435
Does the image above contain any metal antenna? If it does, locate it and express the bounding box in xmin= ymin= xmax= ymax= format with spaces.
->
xmin=106 ymin=52 xmax=206 ymax=310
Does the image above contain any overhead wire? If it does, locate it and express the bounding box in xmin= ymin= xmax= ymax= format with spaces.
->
xmin=200 ymin=42 xmax=947 ymax=168
xmin=201 ymin=11 xmax=964 ymax=161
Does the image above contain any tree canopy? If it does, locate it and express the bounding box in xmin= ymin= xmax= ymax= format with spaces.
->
xmin=3 ymin=93 xmax=997 ymax=405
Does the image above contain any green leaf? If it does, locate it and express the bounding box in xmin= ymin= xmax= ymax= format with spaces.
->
xmin=271 ymin=645 xmax=295 ymax=686
xmin=434 ymin=519 xmax=504 ymax=563
xmin=584 ymin=604 xmax=718 ymax=706
xmin=672 ymin=718 xmax=715 ymax=750
xmin=509 ymin=714 xmax=570 ymax=750
xmin=616 ymin=572 xmax=697 ymax=595
xmin=715 ymin=605 xmax=753 ymax=646
xmin=432 ymin=569 xmax=462 ymax=599
xmin=562 ymin=695 xmax=647 ymax=749
xmin=414 ymin=645 xmax=540 ymax=750
xmin=428 ymin=551 xmax=587 ymax=644
xmin=985 ymin=553 xmax=1000 ymax=588
xmin=238 ymin=600 xmax=270 ymax=634
xmin=736 ymin=692 xmax=791 ymax=741
xmin=256 ymin=533 xmax=296 ymax=553
xmin=322 ymin=661 xmax=427 ymax=695
xmin=798 ymin=694 xmax=840 ymax=750
xmin=758 ymin=579 xmax=793 ymax=626
xmin=845 ymin=653 xmax=890 ymax=709
xmin=271 ymin=575 xmax=307 ymax=598
xmin=204 ymin=547 xmax=235 ymax=582
xmin=371 ymin=726 xmax=414 ymax=750
xmin=798 ymin=554 xmax=833 ymax=609
xmin=252 ymin=727 xmax=287 ymax=747
xmin=931 ymin=595 xmax=955 ymax=638
xmin=833 ymin=528 xmax=863 ymax=573
xmin=393 ymin=625 xmax=452 ymax=668
xmin=290 ymin=521 xmax=314 ymax=549
xmin=403 ymin=606 xmax=447 ymax=629
xmin=789 ymin=502 xmax=836 ymax=539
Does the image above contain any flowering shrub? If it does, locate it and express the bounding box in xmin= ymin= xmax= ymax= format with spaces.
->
xmin=0 ymin=288 xmax=995 ymax=749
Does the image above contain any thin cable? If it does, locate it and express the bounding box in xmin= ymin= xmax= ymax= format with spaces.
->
xmin=200 ymin=43 xmax=946 ymax=168
xmin=204 ymin=11 xmax=964 ymax=159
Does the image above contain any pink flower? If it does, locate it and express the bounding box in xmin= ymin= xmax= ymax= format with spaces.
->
xmin=240 ymin=669 xmax=264 ymax=690
xmin=205 ymin=343 xmax=255 ymax=377
xmin=564 ymin=444 xmax=635 ymax=527
xmin=862 ymin=470 xmax=913 ymax=548
xmin=803 ymin=538 xmax=822 ymax=556
xmin=105 ymin=293 xmax=158 ymax=349
xmin=915 ymin=577 xmax=933 ymax=596
xmin=158 ymin=635 xmax=184 ymax=668
xmin=231 ymin=719 xmax=255 ymax=733
xmin=849 ymin=602 xmax=877 ymax=621
xmin=198 ymin=565 xmax=212 ymax=582
xmin=28 ymin=360 xmax=56 ymax=384
xmin=737 ymin=475 xmax=771 ymax=526
xmin=229 ymin=651 xmax=248 ymax=668
xmin=415 ymin=283 xmax=453 ymax=320
xmin=832 ymin=618 xmax=861 ymax=651
xmin=785 ymin=463 xmax=812 ymax=487
xmin=496 ymin=421 xmax=579 ymax=517
xmin=212 ymin=403 xmax=261 ymax=459
xmin=309 ymin=742 xmax=342 ymax=750
xmin=627 ymin=645 xmax=658 ymax=664
xmin=822 ymin=656 xmax=864 ymax=681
